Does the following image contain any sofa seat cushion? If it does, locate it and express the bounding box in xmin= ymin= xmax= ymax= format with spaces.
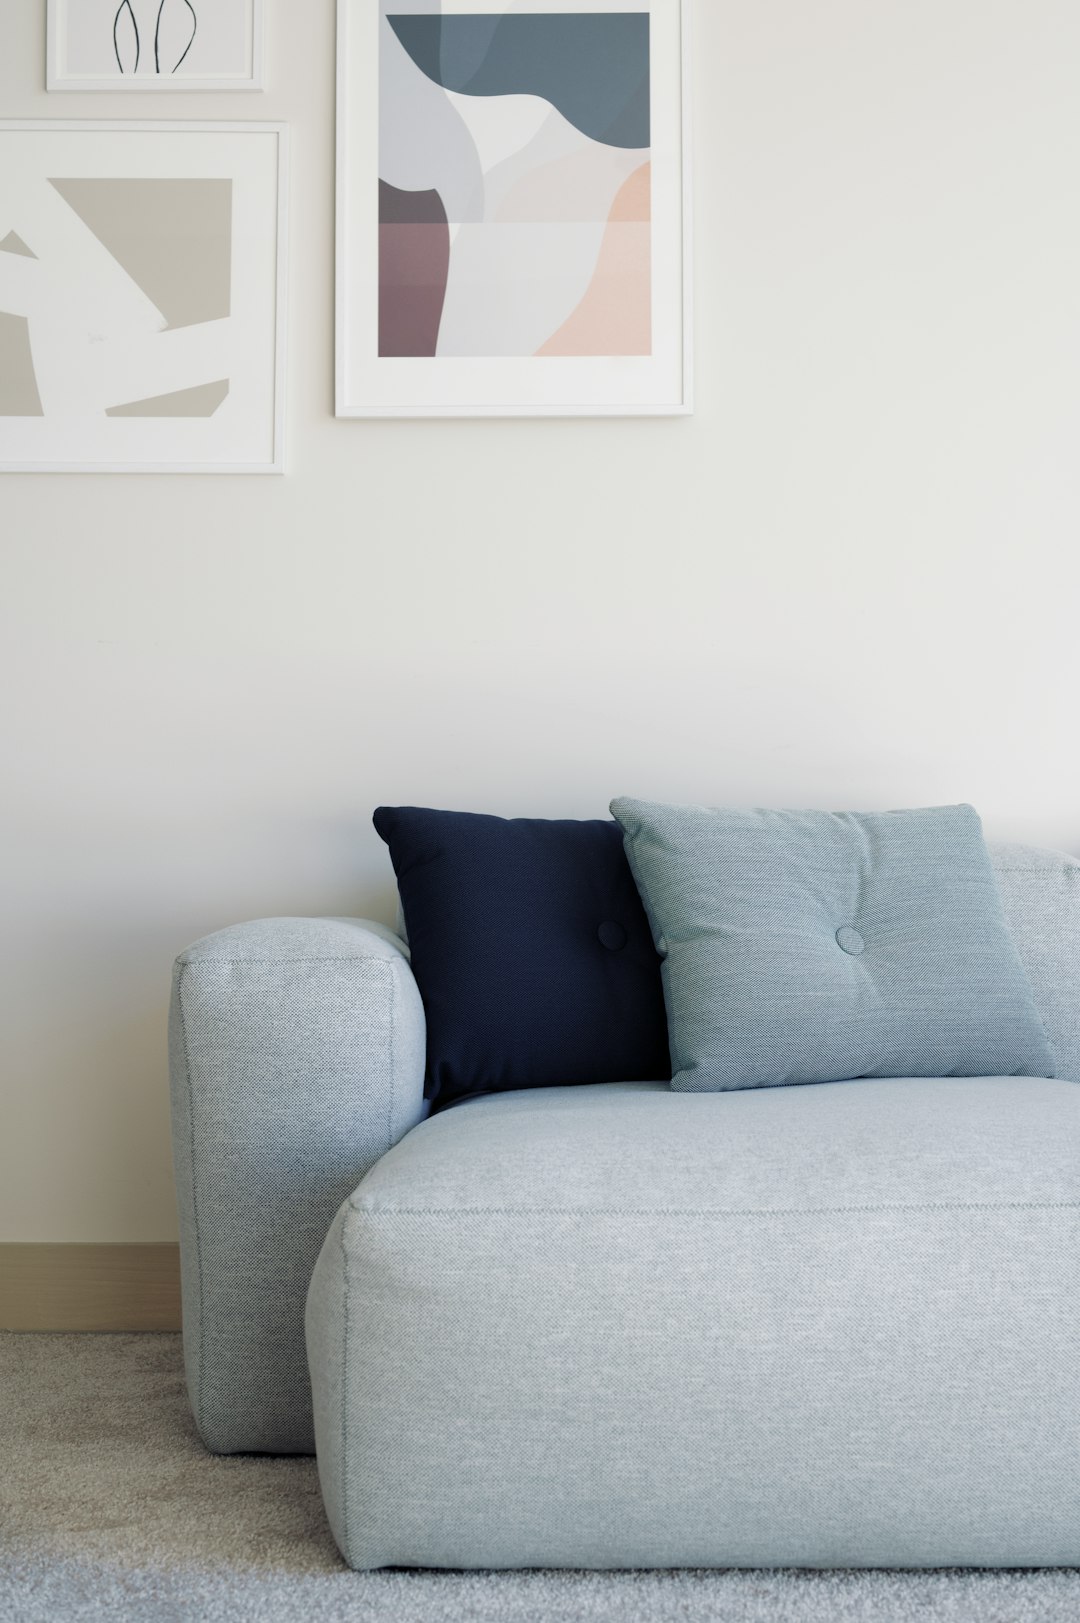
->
xmin=354 ymin=1075 xmax=1080 ymax=1214
xmin=306 ymin=1077 xmax=1080 ymax=1571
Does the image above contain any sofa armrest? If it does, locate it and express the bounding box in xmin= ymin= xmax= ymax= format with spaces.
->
xmin=169 ymin=916 xmax=425 ymax=1455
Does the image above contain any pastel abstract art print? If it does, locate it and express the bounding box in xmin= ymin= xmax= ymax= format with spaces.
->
xmin=337 ymin=0 xmax=691 ymax=416
xmin=48 ymin=0 xmax=263 ymax=91
xmin=0 ymin=123 xmax=286 ymax=472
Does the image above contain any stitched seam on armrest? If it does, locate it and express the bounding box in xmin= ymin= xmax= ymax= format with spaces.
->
xmin=176 ymin=961 xmax=207 ymax=1442
xmin=349 ymin=1199 xmax=1080 ymax=1219
xmin=994 ymin=869 xmax=1080 ymax=877
xmin=387 ymin=963 xmax=396 ymax=1155
xmin=340 ymin=1211 xmax=353 ymax=1570
xmin=179 ymin=954 xmax=404 ymax=967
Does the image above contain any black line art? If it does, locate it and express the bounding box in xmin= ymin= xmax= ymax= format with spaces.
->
xmin=156 ymin=0 xmax=198 ymax=74
xmin=113 ymin=1 xmax=139 ymax=73
xmin=113 ymin=0 xmax=198 ymax=76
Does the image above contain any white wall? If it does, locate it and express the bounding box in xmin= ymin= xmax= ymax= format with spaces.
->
xmin=4 ymin=0 xmax=1080 ymax=1242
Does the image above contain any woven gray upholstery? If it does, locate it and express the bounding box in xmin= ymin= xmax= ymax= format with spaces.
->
xmin=611 ymin=805 xmax=1054 ymax=1090
xmin=307 ymin=1073 xmax=1080 ymax=1569
xmin=172 ymin=841 xmax=1080 ymax=1466
xmin=991 ymin=843 xmax=1080 ymax=1080
xmin=169 ymin=917 xmax=425 ymax=1454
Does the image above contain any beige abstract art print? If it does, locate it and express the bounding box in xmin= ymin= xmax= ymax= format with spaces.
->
xmin=0 ymin=123 xmax=286 ymax=472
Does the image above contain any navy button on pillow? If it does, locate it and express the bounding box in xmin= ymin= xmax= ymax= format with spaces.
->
xmin=373 ymin=807 xmax=670 ymax=1104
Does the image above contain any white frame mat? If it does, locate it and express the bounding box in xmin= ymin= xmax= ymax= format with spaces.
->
xmin=47 ymin=0 xmax=264 ymax=93
xmin=336 ymin=0 xmax=693 ymax=418
xmin=0 ymin=121 xmax=287 ymax=474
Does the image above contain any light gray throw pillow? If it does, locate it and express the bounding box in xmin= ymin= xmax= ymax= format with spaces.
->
xmin=610 ymin=799 xmax=1055 ymax=1091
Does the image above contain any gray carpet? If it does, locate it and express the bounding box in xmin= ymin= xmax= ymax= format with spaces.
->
xmin=3 ymin=1336 xmax=1080 ymax=1623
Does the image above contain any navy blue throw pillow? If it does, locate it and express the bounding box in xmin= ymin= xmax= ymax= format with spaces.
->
xmin=373 ymin=807 xmax=670 ymax=1105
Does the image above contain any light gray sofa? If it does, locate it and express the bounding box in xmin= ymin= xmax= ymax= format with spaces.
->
xmin=170 ymin=842 xmax=1080 ymax=1570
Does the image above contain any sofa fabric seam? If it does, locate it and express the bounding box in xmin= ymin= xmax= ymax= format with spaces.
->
xmin=994 ymin=868 xmax=1080 ymax=877
xmin=386 ymin=961 xmax=396 ymax=1155
xmin=179 ymin=954 xmax=402 ymax=967
xmin=340 ymin=1210 xmax=353 ymax=1570
xmin=348 ymin=1199 xmax=1080 ymax=1219
xmin=176 ymin=960 xmax=207 ymax=1442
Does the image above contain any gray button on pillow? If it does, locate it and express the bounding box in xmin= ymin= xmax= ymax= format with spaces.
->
xmin=610 ymin=799 xmax=1055 ymax=1091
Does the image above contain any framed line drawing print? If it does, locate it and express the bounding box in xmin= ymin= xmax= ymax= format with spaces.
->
xmin=47 ymin=0 xmax=264 ymax=92
xmin=337 ymin=0 xmax=692 ymax=417
xmin=0 ymin=122 xmax=287 ymax=473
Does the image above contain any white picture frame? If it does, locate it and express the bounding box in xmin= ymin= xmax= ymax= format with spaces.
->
xmin=0 ymin=121 xmax=288 ymax=474
xmin=336 ymin=0 xmax=693 ymax=418
xmin=47 ymin=0 xmax=264 ymax=93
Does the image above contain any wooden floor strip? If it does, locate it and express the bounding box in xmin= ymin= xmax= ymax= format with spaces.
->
xmin=0 ymin=1243 xmax=182 ymax=1332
